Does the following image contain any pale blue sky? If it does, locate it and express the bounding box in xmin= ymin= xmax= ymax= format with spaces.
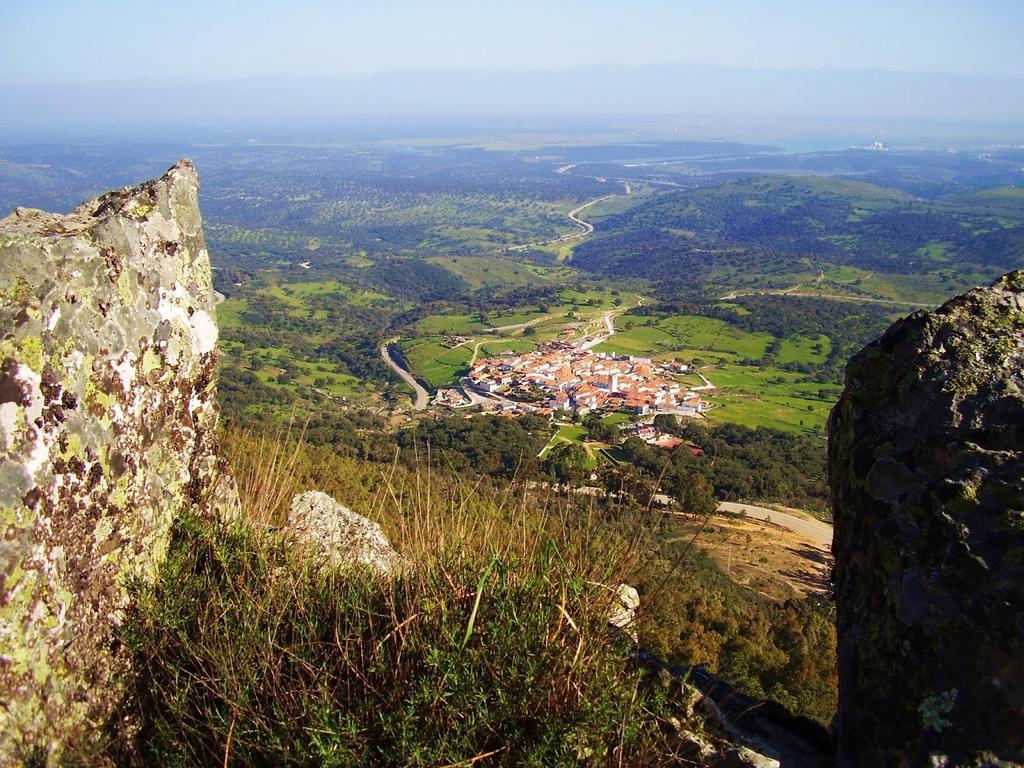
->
xmin=3 ymin=0 xmax=1022 ymax=84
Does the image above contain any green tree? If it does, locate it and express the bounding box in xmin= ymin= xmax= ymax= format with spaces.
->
xmin=543 ymin=443 xmax=589 ymax=485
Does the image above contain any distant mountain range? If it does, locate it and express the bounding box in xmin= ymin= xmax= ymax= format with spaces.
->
xmin=2 ymin=63 xmax=1023 ymax=135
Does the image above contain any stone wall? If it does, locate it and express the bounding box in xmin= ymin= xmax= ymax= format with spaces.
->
xmin=0 ymin=161 xmax=236 ymax=761
xmin=829 ymin=271 xmax=1024 ymax=766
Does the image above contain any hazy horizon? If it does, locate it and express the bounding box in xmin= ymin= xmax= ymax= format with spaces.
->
xmin=2 ymin=1 xmax=1023 ymax=140
xmin=6 ymin=0 xmax=1023 ymax=82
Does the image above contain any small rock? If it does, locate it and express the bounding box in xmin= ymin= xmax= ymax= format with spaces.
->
xmin=722 ymin=746 xmax=782 ymax=768
xmin=678 ymin=728 xmax=720 ymax=761
xmin=286 ymin=490 xmax=403 ymax=576
xmin=608 ymin=582 xmax=639 ymax=640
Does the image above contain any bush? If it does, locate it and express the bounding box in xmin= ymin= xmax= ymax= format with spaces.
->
xmin=113 ymin=448 xmax=685 ymax=766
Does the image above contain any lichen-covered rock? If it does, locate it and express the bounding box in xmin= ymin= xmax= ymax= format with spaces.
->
xmin=0 ymin=161 xmax=237 ymax=762
xmin=286 ymin=491 xmax=404 ymax=575
xmin=829 ymin=270 xmax=1024 ymax=766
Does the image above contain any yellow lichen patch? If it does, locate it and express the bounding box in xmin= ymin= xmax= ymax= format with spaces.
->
xmin=15 ymin=336 xmax=43 ymax=372
xmin=116 ymin=270 xmax=136 ymax=304
xmin=141 ymin=348 xmax=162 ymax=377
xmin=0 ymin=275 xmax=34 ymax=306
xmin=107 ymin=472 xmax=131 ymax=509
xmin=94 ymin=516 xmax=115 ymax=547
xmin=60 ymin=432 xmax=83 ymax=461
xmin=84 ymin=378 xmax=115 ymax=421
xmin=123 ymin=200 xmax=155 ymax=220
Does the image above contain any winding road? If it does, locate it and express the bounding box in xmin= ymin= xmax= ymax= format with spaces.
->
xmin=380 ymin=339 xmax=429 ymax=411
xmin=504 ymin=194 xmax=617 ymax=253
xmin=502 ymin=170 xmax=632 ymax=254
xmin=717 ymin=501 xmax=832 ymax=548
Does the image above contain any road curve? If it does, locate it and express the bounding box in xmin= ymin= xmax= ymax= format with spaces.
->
xmin=718 ymin=501 xmax=832 ymax=548
xmin=380 ymin=340 xmax=429 ymax=411
xmin=504 ymin=194 xmax=615 ymax=252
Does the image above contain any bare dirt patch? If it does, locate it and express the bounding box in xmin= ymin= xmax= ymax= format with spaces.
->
xmin=671 ymin=513 xmax=832 ymax=600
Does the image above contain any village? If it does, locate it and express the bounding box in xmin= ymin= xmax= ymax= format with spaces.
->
xmin=434 ymin=337 xmax=710 ymax=421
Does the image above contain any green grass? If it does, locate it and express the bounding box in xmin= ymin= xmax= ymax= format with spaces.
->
xmin=703 ymin=365 xmax=838 ymax=435
xmin=554 ymin=424 xmax=588 ymax=442
xmin=601 ymin=412 xmax=633 ymax=427
xmin=554 ymin=288 xmax=620 ymax=309
xmin=276 ymin=280 xmax=390 ymax=306
xmin=215 ymin=298 xmax=249 ymax=330
xmin=414 ymin=314 xmax=488 ymax=336
xmin=479 ymin=339 xmax=536 ymax=356
xmin=776 ymin=334 xmax=831 ymax=365
xmin=592 ymin=314 xmax=773 ymax=361
xmin=538 ymin=424 xmax=588 ymax=460
xmin=110 ymin=426 xmax=708 ymax=766
xmin=592 ymin=324 xmax=675 ymax=357
xmin=426 ymin=256 xmax=575 ymax=291
xmin=402 ymin=338 xmax=473 ymax=388
xmin=657 ymin=316 xmax=773 ymax=359
xmin=414 ymin=309 xmax=550 ymax=339
xmin=118 ymin=496 xmax=674 ymax=765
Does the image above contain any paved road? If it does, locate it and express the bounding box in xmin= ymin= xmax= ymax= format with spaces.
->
xmin=564 ymin=195 xmax=610 ymax=237
xmin=504 ymin=194 xmax=615 ymax=252
xmin=487 ymin=314 xmax=552 ymax=333
xmin=718 ymin=501 xmax=833 ymax=548
xmin=577 ymin=308 xmax=622 ymax=350
xmin=719 ymin=287 xmax=920 ymax=308
xmin=380 ymin=340 xmax=429 ymax=410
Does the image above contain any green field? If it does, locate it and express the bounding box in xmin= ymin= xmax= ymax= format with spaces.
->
xmin=401 ymin=338 xmax=474 ymax=389
xmin=703 ymin=365 xmax=839 ymax=436
xmin=539 ymin=423 xmax=601 ymax=469
xmin=657 ymin=316 xmax=774 ymax=359
xmin=593 ymin=313 xmax=774 ymax=361
xmin=592 ymin=324 xmax=676 ymax=356
xmin=415 ymin=314 xmax=488 ymax=336
xmin=479 ymin=339 xmax=537 ymax=356
xmin=776 ymin=334 xmax=831 ymax=365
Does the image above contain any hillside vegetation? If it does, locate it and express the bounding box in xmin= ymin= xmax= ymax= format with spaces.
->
xmin=104 ymin=427 xmax=836 ymax=764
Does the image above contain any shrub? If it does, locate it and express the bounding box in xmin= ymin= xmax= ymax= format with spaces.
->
xmin=113 ymin=446 xmax=683 ymax=766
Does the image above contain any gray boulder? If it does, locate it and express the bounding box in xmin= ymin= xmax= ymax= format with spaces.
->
xmin=829 ymin=270 xmax=1024 ymax=766
xmin=286 ymin=491 xmax=404 ymax=576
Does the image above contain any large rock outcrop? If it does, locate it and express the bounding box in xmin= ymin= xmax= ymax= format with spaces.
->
xmin=0 ymin=161 xmax=236 ymax=761
xmin=829 ymin=271 xmax=1024 ymax=766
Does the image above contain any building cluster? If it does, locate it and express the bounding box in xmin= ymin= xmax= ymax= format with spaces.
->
xmin=630 ymin=423 xmax=706 ymax=454
xmin=466 ymin=341 xmax=707 ymax=417
xmin=433 ymin=387 xmax=472 ymax=408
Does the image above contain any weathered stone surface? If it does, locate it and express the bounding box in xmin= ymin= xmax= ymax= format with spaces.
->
xmin=634 ymin=649 xmax=833 ymax=767
xmin=0 ymin=161 xmax=236 ymax=762
xmin=829 ymin=270 xmax=1024 ymax=766
xmin=286 ymin=491 xmax=403 ymax=575
xmin=607 ymin=582 xmax=639 ymax=640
